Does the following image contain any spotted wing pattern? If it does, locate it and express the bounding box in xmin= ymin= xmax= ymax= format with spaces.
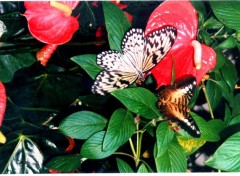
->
xmin=92 ymin=26 xmax=177 ymax=95
xmin=157 ymin=75 xmax=201 ymax=138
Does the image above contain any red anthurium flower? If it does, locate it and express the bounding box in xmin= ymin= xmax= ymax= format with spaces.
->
xmin=145 ymin=0 xmax=216 ymax=88
xmin=24 ymin=1 xmax=79 ymax=45
xmin=0 ymin=82 xmax=6 ymax=144
xmin=24 ymin=1 xmax=80 ymax=66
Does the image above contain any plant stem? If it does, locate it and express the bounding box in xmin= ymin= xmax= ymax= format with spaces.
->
xmin=7 ymin=97 xmax=60 ymax=113
xmin=201 ymin=81 xmax=214 ymax=119
xmin=137 ymin=131 xmax=144 ymax=165
xmin=114 ymin=152 xmax=136 ymax=160
xmin=136 ymin=123 xmax=140 ymax=166
xmin=129 ymin=138 xmax=137 ymax=157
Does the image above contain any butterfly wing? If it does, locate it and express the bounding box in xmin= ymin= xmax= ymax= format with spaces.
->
xmin=92 ymin=70 xmax=137 ymax=95
xmin=92 ymin=29 xmax=147 ymax=95
xmin=121 ymin=28 xmax=146 ymax=73
xmin=158 ymin=76 xmax=200 ymax=137
xmin=143 ymin=26 xmax=177 ymax=72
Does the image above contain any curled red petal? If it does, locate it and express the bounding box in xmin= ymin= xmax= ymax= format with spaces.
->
xmin=0 ymin=82 xmax=6 ymax=126
xmin=24 ymin=2 xmax=79 ymax=45
xmin=65 ymin=136 xmax=75 ymax=152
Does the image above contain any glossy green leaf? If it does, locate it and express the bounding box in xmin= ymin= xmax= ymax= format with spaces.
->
xmin=71 ymin=54 xmax=101 ymax=79
xmin=46 ymin=154 xmax=82 ymax=172
xmin=220 ymin=58 xmax=237 ymax=91
xmin=137 ymin=163 xmax=148 ymax=173
xmin=80 ymin=131 xmax=118 ymax=159
xmin=205 ymin=131 xmax=240 ymax=171
xmin=155 ymin=140 xmax=187 ymax=172
xmin=59 ymin=111 xmax=107 ymax=140
xmin=116 ymin=158 xmax=133 ymax=173
xmin=156 ymin=121 xmax=175 ymax=157
xmin=1 ymin=136 xmax=44 ymax=174
xmin=103 ymin=109 xmax=135 ymax=151
xmin=0 ymin=53 xmax=35 ymax=82
xmin=111 ymin=87 xmax=161 ymax=119
xmin=210 ymin=1 xmax=240 ymax=30
xmin=102 ymin=1 xmax=131 ymax=51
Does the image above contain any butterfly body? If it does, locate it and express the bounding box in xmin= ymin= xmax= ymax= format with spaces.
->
xmin=92 ymin=26 xmax=177 ymax=95
xmin=157 ymin=75 xmax=200 ymax=138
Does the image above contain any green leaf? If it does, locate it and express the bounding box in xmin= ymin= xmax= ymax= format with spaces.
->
xmin=203 ymin=16 xmax=223 ymax=30
xmin=191 ymin=1 xmax=207 ymax=26
xmin=0 ymin=53 xmax=35 ymax=82
xmin=215 ymin=36 xmax=236 ymax=49
xmin=190 ymin=112 xmax=225 ymax=142
xmin=224 ymin=103 xmax=232 ymax=124
xmin=205 ymin=131 xmax=240 ymax=171
xmin=59 ymin=111 xmax=107 ymax=140
xmin=79 ymin=94 xmax=109 ymax=109
xmin=232 ymin=94 xmax=240 ymax=117
xmin=46 ymin=154 xmax=82 ymax=172
xmin=116 ymin=158 xmax=133 ymax=173
xmin=210 ymin=79 xmax=235 ymax=108
xmin=102 ymin=1 xmax=131 ymax=51
xmin=111 ymin=87 xmax=161 ymax=119
xmin=220 ymin=58 xmax=237 ymax=91
xmin=177 ymin=136 xmax=206 ymax=156
xmin=7 ymin=68 xmax=85 ymax=116
xmin=206 ymin=79 xmax=222 ymax=110
xmin=103 ymin=109 xmax=135 ymax=151
xmin=80 ymin=131 xmax=118 ymax=159
xmin=1 ymin=136 xmax=44 ymax=174
xmin=71 ymin=54 xmax=102 ymax=79
xmin=137 ymin=163 xmax=148 ymax=173
xmin=156 ymin=121 xmax=175 ymax=157
xmin=198 ymin=30 xmax=211 ymax=46
xmin=155 ymin=140 xmax=187 ymax=172
xmin=229 ymin=114 xmax=240 ymax=126
xmin=214 ymin=49 xmax=226 ymax=70
xmin=210 ymin=1 xmax=240 ymax=30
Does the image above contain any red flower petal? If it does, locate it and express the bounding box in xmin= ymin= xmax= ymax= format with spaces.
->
xmin=0 ymin=82 xmax=6 ymax=126
xmin=145 ymin=0 xmax=216 ymax=88
xmin=24 ymin=2 xmax=79 ymax=45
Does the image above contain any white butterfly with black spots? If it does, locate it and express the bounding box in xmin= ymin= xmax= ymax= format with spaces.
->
xmin=92 ymin=26 xmax=177 ymax=95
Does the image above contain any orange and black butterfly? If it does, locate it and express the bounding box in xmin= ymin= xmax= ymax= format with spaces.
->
xmin=157 ymin=75 xmax=200 ymax=138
